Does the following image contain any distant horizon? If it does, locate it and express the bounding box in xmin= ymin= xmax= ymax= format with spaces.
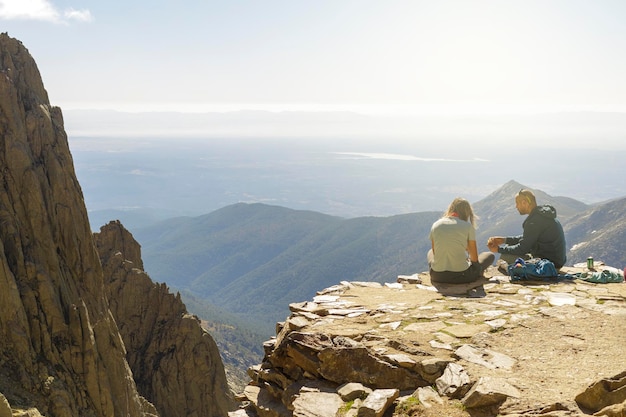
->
xmin=63 ymin=108 xmax=626 ymax=152
xmin=59 ymin=102 xmax=626 ymax=116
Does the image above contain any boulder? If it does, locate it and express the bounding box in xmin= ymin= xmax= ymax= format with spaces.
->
xmin=292 ymin=391 xmax=344 ymax=417
xmin=244 ymin=385 xmax=289 ymax=417
xmin=319 ymin=345 xmax=426 ymax=389
xmin=575 ymin=370 xmax=626 ymax=413
xmin=357 ymin=389 xmax=399 ymax=417
xmin=435 ymin=362 xmax=472 ymax=398
xmin=454 ymin=344 xmax=516 ymax=370
xmin=461 ymin=377 xmax=521 ymax=408
xmin=415 ymin=386 xmax=444 ymax=408
xmin=337 ymin=383 xmax=373 ymax=401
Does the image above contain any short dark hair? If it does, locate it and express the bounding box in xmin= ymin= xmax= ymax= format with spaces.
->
xmin=516 ymin=189 xmax=536 ymax=206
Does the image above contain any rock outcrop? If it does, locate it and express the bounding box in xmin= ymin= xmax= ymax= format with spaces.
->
xmin=234 ymin=266 xmax=626 ymax=417
xmin=0 ymin=33 xmax=233 ymax=417
xmin=0 ymin=33 xmax=150 ymax=417
xmin=95 ymin=220 xmax=234 ymax=417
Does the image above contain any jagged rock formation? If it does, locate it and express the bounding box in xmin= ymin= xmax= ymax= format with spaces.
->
xmin=234 ymin=266 xmax=626 ymax=417
xmin=0 ymin=33 xmax=151 ymax=416
xmin=0 ymin=33 xmax=233 ymax=417
xmin=95 ymin=220 xmax=234 ymax=417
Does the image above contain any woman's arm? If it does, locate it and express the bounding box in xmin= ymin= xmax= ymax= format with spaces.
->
xmin=467 ymin=239 xmax=479 ymax=262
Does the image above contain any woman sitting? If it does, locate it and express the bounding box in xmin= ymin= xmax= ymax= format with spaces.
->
xmin=428 ymin=197 xmax=494 ymax=284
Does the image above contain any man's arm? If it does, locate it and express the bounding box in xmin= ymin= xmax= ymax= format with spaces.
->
xmin=499 ymin=222 xmax=541 ymax=256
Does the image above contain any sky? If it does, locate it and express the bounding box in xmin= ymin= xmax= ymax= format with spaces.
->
xmin=2 ymin=0 xmax=626 ymax=116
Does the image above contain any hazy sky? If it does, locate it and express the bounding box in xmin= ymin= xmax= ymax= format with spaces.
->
xmin=2 ymin=0 xmax=626 ymax=115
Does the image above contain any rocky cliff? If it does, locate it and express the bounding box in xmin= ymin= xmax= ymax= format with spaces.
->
xmin=0 ymin=32 xmax=150 ymax=417
xmin=233 ymin=266 xmax=626 ymax=417
xmin=95 ymin=220 xmax=233 ymax=417
xmin=0 ymin=33 xmax=231 ymax=417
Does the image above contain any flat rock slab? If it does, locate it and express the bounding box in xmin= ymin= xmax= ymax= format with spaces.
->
xmin=455 ymin=344 xmax=516 ymax=370
xmin=444 ymin=323 xmax=492 ymax=338
xmin=292 ymin=391 xmax=344 ymax=417
xmin=462 ymin=377 xmax=521 ymax=408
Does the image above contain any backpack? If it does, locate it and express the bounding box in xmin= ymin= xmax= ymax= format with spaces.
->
xmin=507 ymin=258 xmax=560 ymax=281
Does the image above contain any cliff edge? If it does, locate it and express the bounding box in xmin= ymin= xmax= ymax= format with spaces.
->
xmin=234 ymin=266 xmax=626 ymax=417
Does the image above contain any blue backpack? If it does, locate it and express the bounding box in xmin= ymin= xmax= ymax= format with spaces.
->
xmin=507 ymin=258 xmax=559 ymax=281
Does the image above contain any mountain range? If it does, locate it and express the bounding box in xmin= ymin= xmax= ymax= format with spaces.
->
xmin=133 ymin=179 xmax=626 ymax=339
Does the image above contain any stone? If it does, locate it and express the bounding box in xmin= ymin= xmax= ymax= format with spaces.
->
xmin=313 ymin=295 xmax=341 ymax=304
xmin=485 ymin=318 xmax=507 ymax=329
xmin=328 ymin=308 xmax=370 ymax=316
xmin=416 ymin=357 xmax=451 ymax=384
xmin=415 ymin=386 xmax=444 ymax=408
xmin=454 ymin=344 xmax=516 ymax=370
xmin=575 ymin=370 xmax=626 ymax=413
xmin=337 ymin=398 xmax=363 ymax=417
xmin=317 ymin=283 xmax=351 ymax=295
xmin=445 ymin=323 xmax=492 ymax=338
xmin=244 ymin=385 xmax=290 ymax=417
xmin=318 ymin=345 xmax=426 ymax=390
xmin=351 ymin=282 xmax=383 ymax=288
xmin=547 ymin=292 xmax=577 ymax=306
xmin=288 ymin=316 xmax=311 ymax=330
xmin=404 ymin=320 xmax=446 ymax=333
xmin=461 ymin=377 xmax=521 ymax=408
xmin=435 ymin=362 xmax=472 ymax=398
xmin=358 ymin=389 xmax=399 ymax=417
xmin=596 ymin=399 xmax=626 ymax=417
xmin=384 ymin=353 xmax=417 ymax=368
xmin=379 ymin=321 xmax=402 ymax=331
xmin=256 ymin=368 xmax=292 ymax=390
xmin=0 ymin=394 xmax=11 ymax=417
xmin=293 ymin=391 xmax=344 ymax=417
xmin=429 ymin=340 xmax=453 ymax=350
xmin=337 ymin=382 xmax=373 ymax=401
xmin=290 ymin=301 xmax=320 ymax=313
xmin=397 ymin=274 xmax=422 ymax=284
xmin=228 ymin=408 xmax=257 ymax=417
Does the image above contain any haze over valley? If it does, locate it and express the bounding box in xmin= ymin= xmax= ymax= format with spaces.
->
xmin=69 ymin=110 xmax=626 ymax=231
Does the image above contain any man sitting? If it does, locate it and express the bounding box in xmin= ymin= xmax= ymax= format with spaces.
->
xmin=487 ymin=189 xmax=566 ymax=269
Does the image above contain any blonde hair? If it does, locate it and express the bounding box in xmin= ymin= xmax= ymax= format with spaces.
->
xmin=444 ymin=197 xmax=478 ymax=228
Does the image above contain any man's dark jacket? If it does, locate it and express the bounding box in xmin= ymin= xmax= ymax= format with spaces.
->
xmin=499 ymin=205 xmax=567 ymax=268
